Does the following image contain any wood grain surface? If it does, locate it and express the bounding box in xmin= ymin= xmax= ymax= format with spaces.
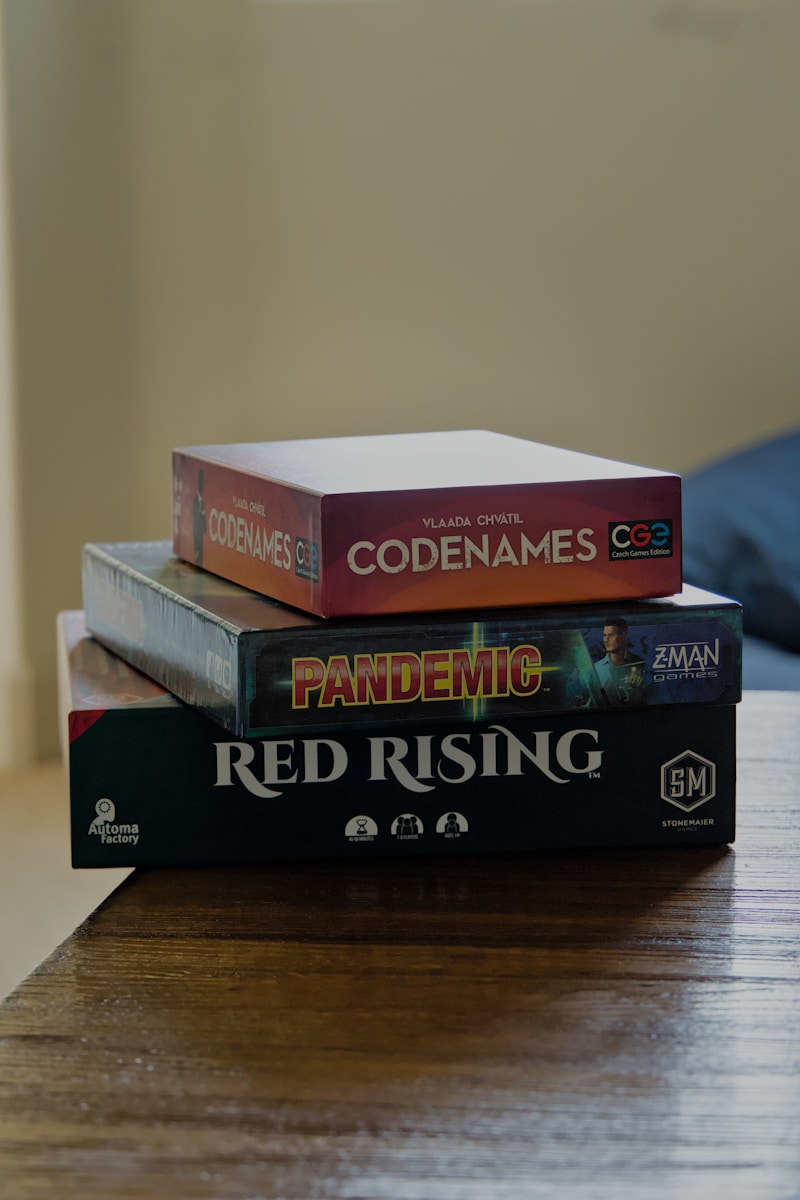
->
xmin=1 ymin=692 xmax=799 ymax=1199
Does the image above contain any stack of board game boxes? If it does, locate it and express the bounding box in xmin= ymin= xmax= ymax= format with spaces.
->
xmin=60 ymin=430 xmax=742 ymax=868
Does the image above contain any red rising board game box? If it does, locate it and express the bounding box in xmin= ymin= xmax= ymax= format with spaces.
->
xmin=172 ymin=431 xmax=682 ymax=618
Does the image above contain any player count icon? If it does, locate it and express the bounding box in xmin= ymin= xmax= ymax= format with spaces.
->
xmin=345 ymin=815 xmax=378 ymax=841
xmin=435 ymin=812 xmax=469 ymax=837
xmin=391 ymin=814 xmax=423 ymax=839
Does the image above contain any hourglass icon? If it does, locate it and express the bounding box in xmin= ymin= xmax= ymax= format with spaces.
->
xmin=345 ymin=815 xmax=378 ymax=839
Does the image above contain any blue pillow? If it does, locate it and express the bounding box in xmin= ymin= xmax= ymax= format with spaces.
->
xmin=742 ymin=634 xmax=800 ymax=689
xmin=682 ymin=429 xmax=800 ymax=654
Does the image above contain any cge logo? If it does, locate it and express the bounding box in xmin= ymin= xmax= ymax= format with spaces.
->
xmin=295 ymin=536 xmax=320 ymax=582
xmin=608 ymin=518 xmax=673 ymax=560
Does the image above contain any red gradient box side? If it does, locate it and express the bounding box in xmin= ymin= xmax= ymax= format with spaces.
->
xmin=323 ymin=476 xmax=682 ymax=616
xmin=172 ymin=452 xmax=325 ymax=612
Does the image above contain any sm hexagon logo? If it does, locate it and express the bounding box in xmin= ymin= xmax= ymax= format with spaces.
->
xmin=660 ymin=750 xmax=716 ymax=812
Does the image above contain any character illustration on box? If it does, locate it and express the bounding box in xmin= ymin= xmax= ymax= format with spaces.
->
xmin=193 ymin=468 xmax=207 ymax=566
xmin=593 ymin=617 xmax=647 ymax=706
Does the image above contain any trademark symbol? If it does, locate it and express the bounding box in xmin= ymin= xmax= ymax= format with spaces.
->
xmin=589 ymin=770 xmax=601 ymax=779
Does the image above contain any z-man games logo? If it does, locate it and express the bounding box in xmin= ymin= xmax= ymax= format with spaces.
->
xmin=608 ymin=519 xmax=673 ymax=560
xmin=652 ymin=638 xmax=720 ymax=680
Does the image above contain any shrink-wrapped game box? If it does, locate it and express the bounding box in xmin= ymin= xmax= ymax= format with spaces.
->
xmin=172 ymin=431 xmax=682 ymax=616
xmin=60 ymin=613 xmax=736 ymax=868
xmin=83 ymin=541 xmax=741 ymax=739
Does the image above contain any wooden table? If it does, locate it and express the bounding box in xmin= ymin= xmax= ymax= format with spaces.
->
xmin=2 ymin=692 xmax=799 ymax=1198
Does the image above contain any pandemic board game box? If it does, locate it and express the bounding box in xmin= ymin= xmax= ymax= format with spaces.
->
xmin=172 ymin=430 xmax=682 ymax=616
xmin=59 ymin=613 xmax=736 ymax=868
xmin=83 ymin=541 xmax=742 ymax=739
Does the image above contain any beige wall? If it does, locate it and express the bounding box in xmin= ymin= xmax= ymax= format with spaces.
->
xmin=3 ymin=0 xmax=799 ymax=760
xmin=0 ymin=8 xmax=32 ymax=768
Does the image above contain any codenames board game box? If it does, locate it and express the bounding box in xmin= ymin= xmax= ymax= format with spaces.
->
xmin=82 ymin=540 xmax=741 ymax=739
xmin=60 ymin=612 xmax=736 ymax=868
xmin=172 ymin=431 xmax=682 ymax=616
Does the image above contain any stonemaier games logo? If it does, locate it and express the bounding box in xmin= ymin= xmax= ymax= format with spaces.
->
xmin=660 ymin=750 xmax=716 ymax=812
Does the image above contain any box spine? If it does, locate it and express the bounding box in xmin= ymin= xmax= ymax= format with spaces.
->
xmin=245 ymin=605 xmax=742 ymax=737
xmin=82 ymin=544 xmax=240 ymax=731
xmin=323 ymin=475 xmax=684 ymax=616
xmin=172 ymin=450 xmax=324 ymax=614
xmin=67 ymin=702 xmax=737 ymax=867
